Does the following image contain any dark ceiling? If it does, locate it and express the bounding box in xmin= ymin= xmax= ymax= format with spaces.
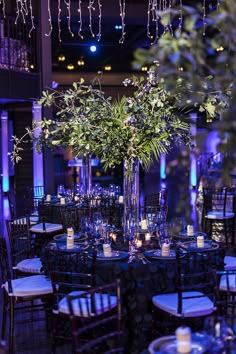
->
xmin=49 ymin=0 xmax=219 ymax=73
xmin=50 ymin=0 xmax=152 ymax=73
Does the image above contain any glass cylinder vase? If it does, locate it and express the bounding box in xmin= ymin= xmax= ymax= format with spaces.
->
xmin=80 ymin=154 xmax=92 ymax=195
xmin=123 ymin=157 xmax=140 ymax=238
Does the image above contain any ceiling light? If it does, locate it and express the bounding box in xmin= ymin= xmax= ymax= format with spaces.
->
xmin=104 ymin=65 xmax=112 ymax=71
xmin=90 ymin=45 xmax=97 ymax=53
xmin=58 ymin=54 xmax=66 ymax=62
xmin=141 ymin=66 xmax=148 ymax=72
xmin=77 ymin=60 xmax=85 ymax=66
xmin=67 ymin=64 xmax=75 ymax=70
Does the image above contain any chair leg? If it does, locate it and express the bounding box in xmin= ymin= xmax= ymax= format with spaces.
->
xmin=1 ymin=296 xmax=8 ymax=340
xmin=9 ymin=297 xmax=15 ymax=354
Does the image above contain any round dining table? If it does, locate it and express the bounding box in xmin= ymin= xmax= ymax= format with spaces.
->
xmin=40 ymin=233 xmax=225 ymax=354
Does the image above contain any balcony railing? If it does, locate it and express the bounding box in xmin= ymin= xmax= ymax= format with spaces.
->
xmin=0 ymin=16 xmax=37 ymax=73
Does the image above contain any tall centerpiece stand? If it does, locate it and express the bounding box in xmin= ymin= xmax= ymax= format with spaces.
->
xmin=80 ymin=154 xmax=92 ymax=195
xmin=123 ymin=158 xmax=140 ymax=259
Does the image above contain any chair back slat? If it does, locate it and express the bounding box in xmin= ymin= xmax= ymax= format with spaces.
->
xmin=176 ymin=248 xmax=219 ymax=317
xmin=45 ymin=247 xmax=97 ymax=312
xmin=5 ymin=216 xmax=31 ymax=268
xmin=67 ymin=279 xmax=124 ymax=353
xmin=203 ymin=187 xmax=228 ymax=216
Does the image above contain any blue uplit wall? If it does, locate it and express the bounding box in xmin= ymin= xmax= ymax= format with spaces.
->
xmin=160 ymin=153 xmax=166 ymax=180
xmin=1 ymin=111 xmax=9 ymax=192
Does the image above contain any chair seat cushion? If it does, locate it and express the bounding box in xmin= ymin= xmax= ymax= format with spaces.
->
xmin=16 ymin=257 xmax=43 ymax=274
xmin=59 ymin=291 xmax=118 ymax=317
xmin=3 ymin=275 xmax=52 ymax=297
xmin=220 ymin=274 xmax=236 ymax=292
xmin=224 ymin=256 xmax=236 ymax=271
xmin=152 ymin=291 xmax=214 ymax=317
xmin=30 ymin=223 xmax=63 ymax=233
xmin=206 ymin=211 xmax=234 ymax=220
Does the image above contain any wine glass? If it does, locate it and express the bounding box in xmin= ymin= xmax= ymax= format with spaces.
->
xmin=57 ymin=184 xmax=65 ymax=197
xmin=203 ymin=316 xmax=233 ymax=353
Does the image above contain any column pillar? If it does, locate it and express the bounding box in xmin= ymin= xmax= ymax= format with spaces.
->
xmin=32 ymin=102 xmax=44 ymax=189
xmin=160 ymin=153 xmax=166 ymax=180
xmin=37 ymin=0 xmax=54 ymax=194
xmin=189 ymin=113 xmax=197 ymax=188
xmin=1 ymin=110 xmax=9 ymax=192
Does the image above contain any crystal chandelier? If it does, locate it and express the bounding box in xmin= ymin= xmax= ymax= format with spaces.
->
xmin=0 ymin=0 xmax=222 ymax=44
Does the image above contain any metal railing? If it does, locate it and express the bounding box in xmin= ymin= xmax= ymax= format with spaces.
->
xmin=0 ymin=16 xmax=37 ymax=72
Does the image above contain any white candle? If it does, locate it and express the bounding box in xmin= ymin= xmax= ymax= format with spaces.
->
xmin=136 ymin=239 xmax=142 ymax=248
xmin=103 ymin=243 xmax=112 ymax=257
xmin=197 ymin=235 xmax=204 ymax=248
xmin=187 ymin=225 xmax=194 ymax=236
xmin=145 ymin=232 xmax=151 ymax=241
xmin=141 ymin=219 xmax=147 ymax=230
xmin=176 ymin=326 xmax=191 ymax=354
xmin=74 ymin=195 xmax=79 ymax=202
xmin=67 ymin=227 xmax=74 ymax=237
xmin=46 ymin=194 xmax=51 ymax=202
xmin=161 ymin=242 xmax=170 ymax=257
xmin=67 ymin=228 xmax=74 ymax=249
xmin=110 ymin=233 xmax=117 ymax=242
xmin=60 ymin=197 xmax=66 ymax=205
xmin=118 ymin=196 xmax=124 ymax=204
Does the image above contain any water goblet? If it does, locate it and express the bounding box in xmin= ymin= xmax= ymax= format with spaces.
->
xmin=57 ymin=184 xmax=65 ymax=197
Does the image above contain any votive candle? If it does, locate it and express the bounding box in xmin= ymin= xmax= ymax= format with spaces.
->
xmin=145 ymin=232 xmax=151 ymax=241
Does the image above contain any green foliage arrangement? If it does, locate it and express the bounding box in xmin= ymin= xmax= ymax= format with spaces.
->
xmin=132 ymin=1 xmax=235 ymax=179
xmin=11 ymin=69 xmax=229 ymax=180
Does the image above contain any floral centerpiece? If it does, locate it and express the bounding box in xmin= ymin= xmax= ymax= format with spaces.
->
xmin=11 ymin=70 xmax=231 ymax=234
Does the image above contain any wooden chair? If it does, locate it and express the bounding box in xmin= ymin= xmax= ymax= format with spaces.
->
xmin=216 ymin=269 xmax=236 ymax=329
xmin=0 ymin=237 xmax=53 ymax=353
xmin=145 ymin=187 xmax=168 ymax=208
xmin=29 ymin=201 xmax=63 ymax=255
xmin=67 ymin=280 xmax=124 ymax=354
xmin=45 ymin=247 xmax=97 ymax=352
xmin=152 ymin=248 xmax=219 ymax=335
xmin=23 ymin=185 xmax=45 ymax=216
xmin=203 ymin=187 xmax=235 ymax=245
xmin=224 ymin=256 xmax=236 ymax=271
xmin=60 ymin=206 xmax=90 ymax=232
xmin=5 ymin=216 xmax=43 ymax=275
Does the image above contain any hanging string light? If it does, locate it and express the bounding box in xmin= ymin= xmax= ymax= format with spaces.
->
xmin=77 ymin=0 xmax=83 ymax=39
xmin=88 ymin=0 xmax=95 ymax=38
xmin=97 ymin=0 xmax=102 ymax=42
xmin=64 ymin=0 xmax=74 ymax=37
xmin=28 ymin=0 xmax=35 ymax=37
xmin=202 ymin=0 xmax=206 ymax=36
xmin=119 ymin=0 xmax=126 ymax=44
xmin=57 ymin=0 xmax=62 ymax=42
xmin=45 ymin=0 xmax=53 ymax=37
xmin=0 ymin=0 xmax=221 ymax=44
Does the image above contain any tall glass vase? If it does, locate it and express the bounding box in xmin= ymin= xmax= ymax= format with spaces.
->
xmin=80 ymin=155 xmax=92 ymax=195
xmin=123 ymin=157 xmax=140 ymax=238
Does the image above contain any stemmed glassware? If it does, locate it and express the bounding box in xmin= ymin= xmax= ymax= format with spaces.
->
xmin=125 ymin=219 xmax=139 ymax=263
xmin=203 ymin=316 xmax=235 ymax=353
xmin=57 ymin=184 xmax=65 ymax=197
xmin=157 ymin=223 xmax=172 ymax=249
